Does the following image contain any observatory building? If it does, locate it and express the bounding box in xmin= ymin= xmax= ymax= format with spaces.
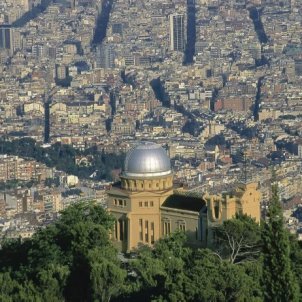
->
xmin=107 ymin=142 xmax=260 ymax=252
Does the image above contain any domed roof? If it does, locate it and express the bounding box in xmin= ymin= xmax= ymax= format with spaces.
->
xmin=123 ymin=142 xmax=171 ymax=178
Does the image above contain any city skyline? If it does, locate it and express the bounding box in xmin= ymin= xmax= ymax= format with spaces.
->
xmin=0 ymin=0 xmax=302 ymax=299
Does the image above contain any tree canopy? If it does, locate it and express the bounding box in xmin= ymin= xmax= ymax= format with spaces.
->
xmin=0 ymin=202 xmax=125 ymax=302
xmin=213 ymin=213 xmax=261 ymax=264
xmin=262 ymin=183 xmax=300 ymax=301
xmin=0 ymin=138 xmax=125 ymax=181
xmin=0 ymin=190 xmax=302 ymax=301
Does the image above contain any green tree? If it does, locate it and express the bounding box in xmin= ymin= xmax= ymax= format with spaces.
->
xmin=0 ymin=202 xmax=125 ymax=302
xmin=89 ymin=247 xmax=127 ymax=302
xmin=0 ymin=272 xmax=20 ymax=302
xmin=0 ymin=138 xmax=125 ymax=181
xmin=125 ymin=231 xmax=263 ymax=302
xmin=36 ymin=264 xmax=69 ymax=302
xmin=290 ymin=235 xmax=302 ymax=300
xmin=0 ymin=238 xmax=31 ymax=276
xmin=0 ymin=272 xmax=42 ymax=302
xmin=48 ymin=202 xmax=117 ymax=301
xmin=128 ymin=232 xmax=190 ymax=302
xmin=214 ymin=213 xmax=261 ymax=264
xmin=262 ymin=183 xmax=300 ymax=301
xmin=185 ymin=249 xmax=263 ymax=302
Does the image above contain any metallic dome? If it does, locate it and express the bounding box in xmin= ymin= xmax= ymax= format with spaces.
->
xmin=123 ymin=142 xmax=171 ymax=178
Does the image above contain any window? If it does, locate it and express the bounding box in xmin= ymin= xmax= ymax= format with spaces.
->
xmin=178 ymin=220 xmax=186 ymax=232
xmin=119 ymin=220 xmax=124 ymax=241
xmin=179 ymin=223 xmax=186 ymax=232
xmin=115 ymin=220 xmax=118 ymax=240
xmin=115 ymin=199 xmax=126 ymax=207
xmin=139 ymin=202 xmax=142 ymax=207
xmin=214 ymin=201 xmax=220 ymax=219
xmin=144 ymin=201 xmax=148 ymax=207
xmin=145 ymin=220 xmax=149 ymax=242
xmin=150 ymin=201 xmax=154 ymax=207
xmin=151 ymin=222 xmax=155 ymax=244
xmin=163 ymin=220 xmax=171 ymax=236
xmin=139 ymin=219 xmax=143 ymax=241
xmin=124 ymin=220 xmax=127 ymax=240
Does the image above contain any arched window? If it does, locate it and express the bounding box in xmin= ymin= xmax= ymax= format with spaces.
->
xmin=162 ymin=219 xmax=171 ymax=236
xmin=178 ymin=220 xmax=186 ymax=232
xmin=114 ymin=220 xmax=118 ymax=240
xmin=214 ymin=201 xmax=220 ymax=219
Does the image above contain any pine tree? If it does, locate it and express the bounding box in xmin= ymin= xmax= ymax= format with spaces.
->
xmin=262 ymin=182 xmax=300 ymax=301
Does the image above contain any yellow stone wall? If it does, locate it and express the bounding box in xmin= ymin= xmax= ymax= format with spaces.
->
xmin=121 ymin=175 xmax=173 ymax=192
xmin=239 ymin=183 xmax=261 ymax=223
xmin=107 ymin=180 xmax=261 ymax=252
xmin=206 ymin=182 xmax=260 ymax=224
xmin=161 ymin=207 xmax=205 ymax=246
xmin=107 ymin=175 xmax=173 ymax=252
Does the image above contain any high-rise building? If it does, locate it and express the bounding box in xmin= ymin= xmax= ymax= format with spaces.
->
xmin=0 ymin=25 xmax=21 ymax=54
xmin=97 ymin=44 xmax=115 ymax=68
xmin=169 ymin=13 xmax=186 ymax=52
xmin=32 ymin=43 xmax=48 ymax=58
xmin=48 ymin=46 xmax=57 ymax=59
xmin=70 ymin=0 xmax=78 ymax=9
xmin=12 ymin=30 xmax=21 ymax=51
xmin=295 ymin=59 xmax=302 ymax=76
xmin=111 ymin=23 xmax=123 ymax=36
xmin=0 ymin=25 xmax=13 ymax=52
xmin=56 ymin=64 xmax=68 ymax=80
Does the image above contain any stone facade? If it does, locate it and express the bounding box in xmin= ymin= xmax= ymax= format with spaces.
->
xmin=107 ymin=175 xmax=173 ymax=252
xmin=107 ymin=178 xmax=261 ymax=252
xmin=107 ymin=143 xmax=261 ymax=252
